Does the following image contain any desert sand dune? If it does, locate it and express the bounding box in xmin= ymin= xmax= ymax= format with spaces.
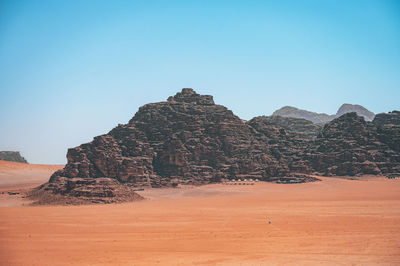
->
xmin=0 ymin=162 xmax=399 ymax=265
xmin=0 ymin=160 xmax=63 ymax=206
xmin=0 ymin=160 xmax=63 ymax=188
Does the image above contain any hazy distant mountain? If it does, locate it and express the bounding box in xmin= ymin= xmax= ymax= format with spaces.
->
xmin=272 ymin=106 xmax=333 ymax=124
xmin=336 ymin=104 xmax=375 ymax=121
xmin=272 ymin=104 xmax=375 ymax=123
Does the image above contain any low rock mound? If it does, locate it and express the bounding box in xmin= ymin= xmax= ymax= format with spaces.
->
xmin=28 ymin=177 xmax=144 ymax=205
xmin=268 ymin=174 xmax=320 ymax=184
xmin=0 ymin=151 xmax=28 ymax=163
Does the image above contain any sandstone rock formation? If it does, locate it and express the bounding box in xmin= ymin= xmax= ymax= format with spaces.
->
xmin=49 ymin=88 xmax=289 ymax=186
xmin=35 ymin=89 xmax=286 ymax=204
xmin=0 ymin=151 xmax=28 ymax=163
xmin=34 ymin=89 xmax=399 ymax=204
xmin=252 ymin=115 xmax=322 ymax=139
xmin=373 ymin=111 xmax=400 ymax=153
xmin=308 ymin=112 xmax=400 ymax=176
xmin=246 ymin=116 xmax=315 ymax=174
xmin=373 ymin=110 xmax=400 ymax=127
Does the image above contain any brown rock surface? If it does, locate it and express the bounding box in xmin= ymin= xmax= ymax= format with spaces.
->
xmin=250 ymin=115 xmax=322 ymax=139
xmin=373 ymin=111 xmax=400 ymax=153
xmin=308 ymin=112 xmax=400 ymax=176
xmin=29 ymin=177 xmax=143 ymax=205
xmin=373 ymin=110 xmax=400 ymax=126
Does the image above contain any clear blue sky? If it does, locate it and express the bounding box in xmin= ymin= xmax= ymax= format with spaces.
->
xmin=0 ymin=0 xmax=399 ymax=164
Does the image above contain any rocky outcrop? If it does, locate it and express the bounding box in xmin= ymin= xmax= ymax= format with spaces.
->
xmin=250 ymin=111 xmax=399 ymax=177
xmin=0 ymin=151 xmax=28 ymax=163
xmin=247 ymin=116 xmax=314 ymax=174
xmin=308 ymin=112 xmax=400 ymax=176
xmin=51 ymin=88 xmax=289 ymax=185
xmin=373 ymin=111 xmax=400 ymax=127
xmin=373 ymin=111 xmax=400 ymax=153
xmin=29 ymin=177 xmax=143 ymax=205
xmin=35 ymin=89 xmax=399 ymax=204
xmin=272 ymin=104 xmax=375 ymax=124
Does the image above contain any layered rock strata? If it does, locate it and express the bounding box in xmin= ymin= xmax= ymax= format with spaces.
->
xmin=308 ymin=112 xmax=400 ymax=176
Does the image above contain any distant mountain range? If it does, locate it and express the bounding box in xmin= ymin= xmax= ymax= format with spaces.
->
xmin=272 ymin=104 xmax=375 ymax=123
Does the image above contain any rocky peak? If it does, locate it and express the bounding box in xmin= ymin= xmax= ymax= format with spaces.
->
xmin=319 ymin=112 xmax=369 ymax=139
xmin=336 ymin=104 xmax=375 ymax=121
xmin=167 ymin=88 xmax=214 ymax=105
xmin=272 ymin=106 xmax=333 ymax=124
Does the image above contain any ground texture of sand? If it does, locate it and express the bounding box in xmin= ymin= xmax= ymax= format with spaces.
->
xmin=0 ymin=161 xmax=399 ymax=265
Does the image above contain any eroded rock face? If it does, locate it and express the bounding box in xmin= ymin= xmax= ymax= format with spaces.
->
xmin=373 ymin=111 xmax=400 ymax=153
xmin=373 ymin=111 xmax=400 ymax=127
xmin=246 ymin=116 xmax=313 ymax=174
xmin=38 ymin=89 xmax=399 ymax=204
xmin=308 ymin=112 xmax=400 ymax=176
xmin=251 ymin=115 xmax=322 ymax=139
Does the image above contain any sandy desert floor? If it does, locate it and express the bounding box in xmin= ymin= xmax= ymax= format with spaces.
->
xmin=0 ymin=160 xmax=399 ymax=265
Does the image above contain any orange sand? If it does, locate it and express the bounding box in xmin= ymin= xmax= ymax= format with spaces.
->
xmin=0 ymin=162 xmax=399 ymax=265
xmin=0 ymin=160 xmax=63 ymax=189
